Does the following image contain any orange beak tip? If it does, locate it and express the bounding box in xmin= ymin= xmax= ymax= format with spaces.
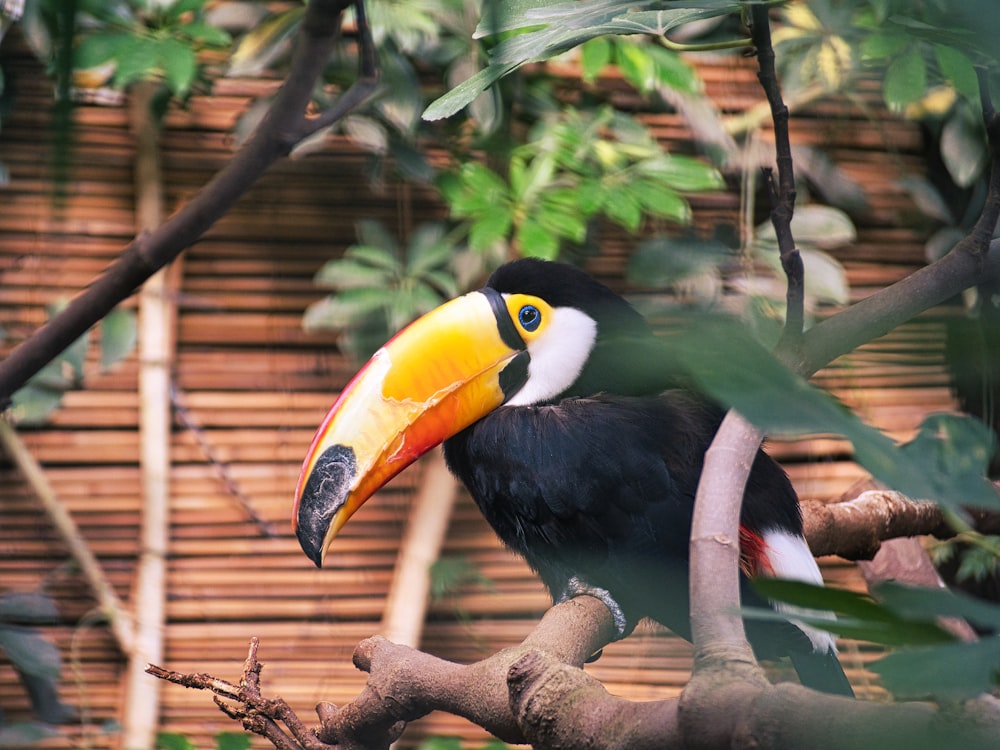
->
xmin=295 ymin=444 xmax=358 ymax=568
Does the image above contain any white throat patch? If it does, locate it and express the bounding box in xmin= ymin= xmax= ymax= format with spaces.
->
xmin=505 ymin=305 xmax=598 ymax=406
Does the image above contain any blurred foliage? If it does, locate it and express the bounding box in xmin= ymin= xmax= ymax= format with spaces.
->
xmin=750 ymin=579 xmax=1000 ymax=700
xmin=20 ymin=0 xmax=231 ymax=102
xmin=416 ymin=737 xmax=512 ymax=750
xmin=9 ymin=303 xmax=136 ymax=425
xmin=304 ymin=220 xmax=469 ymax=361
xmin=0 ymin=590 xmax=75 ymax=742
xmin=157 ymin=731 xmax=251 ymax=750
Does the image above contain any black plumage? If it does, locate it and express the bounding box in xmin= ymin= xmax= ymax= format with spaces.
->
xmin=442 ymin=259 xmax=851 ymax=693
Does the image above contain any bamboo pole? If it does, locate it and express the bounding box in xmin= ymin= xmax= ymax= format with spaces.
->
xmin=122 ymin=81 xmax=178 ymax=750
xmin=380 ymin=448 xmax=459 ymax=648
xmin=0 ymin=418 xmax=135 ymax=653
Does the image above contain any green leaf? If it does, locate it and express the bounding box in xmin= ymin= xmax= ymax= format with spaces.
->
xmin=940 ymin=107 xmax=987 ymax=188
xmin=74 ymin=32 xmax=132 ymax=69
xmin=214 ymin=732 xmax=251 ymax=750
xmin=883 ymin=46 xmax=927 ymax=110
xmin=602 ymin=189 xmax=642 ymax=232
xmin=859 ymin=32 xmax=908 ymax=61
xmin=430 ymin=1 xmax=738 ymax=121
xmin=447 ymin=163 xmax=510 ymax=216
xmin=355 ymin=220 xmax=401 ymax=255
xmin=158 ymin=37 xmax=197 ymax=96
xmin=668 ymin=318 xmax=1000 ymax=512
xmin=0 ymin=626 xmax=61 ymax=679
xmin=899 ymin=413 xmax=996 ymax=504
xmin=415 ymin=736 xmax=463 ymax=750
xmin=227 ymin=7 xmax=305 ymax=77
xmin=0 ymin=592 xmax=59 ymax=624
xmin=303 ymin=289 xmax=389 ymax=331
xmin=516 ymin=217 xmax=560 ymax=260
xmin=60 ymin=326 xmax=90 ymax=382
xmin=872 ymin=638 xmax=1000 ymax=700
xmin=406 ymin=223 xmax=453 ymax=275
xmin=175 ymin=21 xmax=231 ymax=48
xmin=756 ymin=205 xmax=856 ymax=250
xmin=580 ymin=37 xmax=611 ymax=83
xmin=635 ymin=154 xmax=723 ymax=192
xmin=646 ymin=44 xmax=700 ymax=95
xmin=875 ymin=582 xmax=1000 ymax=632
xmin=747 ymin=580 xmax=956 ymax=647
xmin=342 ymin=114 xmax=389 ymax=154
xmin=468 ymin=209 xmax=514 ymax=252
xmin=0 ymin=722 xmax=60 ymax=746
xmin=633 ymin=180 xmax=690 ymax=224
xmin=627 ymin=237 xmax=732 ymax=286
xmin=535 ymin=200 xmax=588 ymax=243
xmin=314 ymin=258 xmax=393 ymax=291
xmin=157 ymin=733 xmax=198 ymax=750
xmin=99 ymin=306 xmax=137 ymax=370
xmin=113 ymin=35 xmax=161 ymax=88
xmin=798 ymin=248 xmax=849 ymax=306
xmin=424 ymin=63 xmax=517 ymax=121
xmin=616 ymin=39 xmax=658 ymax=93
xmin=934 ymin=44 xmax=978 ymax=100
xmin=9 ymin=381 xmax=66 ymax=426
xmin=344 ymin=246 xmax=402 ymax=273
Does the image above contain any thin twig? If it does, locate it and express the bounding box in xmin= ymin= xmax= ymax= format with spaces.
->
xmin=749 ymin=5 xmax=804 ymax=355
xmin=306 ymin=0 xmax=380 ymax=135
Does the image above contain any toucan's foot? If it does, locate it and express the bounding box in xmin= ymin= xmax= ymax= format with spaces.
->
xmin=561 ymin=576 xmax=631 ymax=639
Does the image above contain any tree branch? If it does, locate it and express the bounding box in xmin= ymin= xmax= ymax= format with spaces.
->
xmin=749 ymin=4 xmax=804 ymax=355
xmin=796 ymin=71 xmax=1000 ymax=376
xmin=0 ymin=0 xmax=377 ymax=406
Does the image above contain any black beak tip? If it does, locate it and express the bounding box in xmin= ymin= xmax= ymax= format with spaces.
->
xmin=295 ymin=444 xmax=358 ymax=569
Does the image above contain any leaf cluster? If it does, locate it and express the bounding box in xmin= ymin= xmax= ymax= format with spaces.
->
xmin=304 ymin=220 xmax=463 ymax=361
xmin=0 ymin=590 xmax=75 ymax=739
xmin=8 ymin=304 xmax=136 ymax=425
xmin=751 ymin=579 xmax=1000 ymax=700
xmin=439 ymin=106 xmax=724 ymax=259
xmin=21 ymin=0 xmax=231 ymax=101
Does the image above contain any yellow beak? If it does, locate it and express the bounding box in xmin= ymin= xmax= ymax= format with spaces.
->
xmin=293 ymin=289 xmax=528 ymax=567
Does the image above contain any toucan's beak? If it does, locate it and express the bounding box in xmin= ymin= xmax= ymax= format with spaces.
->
xmin=293 ymin=289 xmax=528 ymax=567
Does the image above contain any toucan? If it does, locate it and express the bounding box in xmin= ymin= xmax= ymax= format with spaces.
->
xmin=294 ymin=258 xmax=854 ymax=696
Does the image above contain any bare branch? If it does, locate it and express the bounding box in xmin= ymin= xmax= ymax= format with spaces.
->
xmin=748 ymin=5 xmax=804 ymax=354
xmin=688 ymin=411 xmax=764 ymax=670
xmin=802 ymin=491 xmax=947 ymax=560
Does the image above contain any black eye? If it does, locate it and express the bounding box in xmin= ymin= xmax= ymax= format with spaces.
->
xmin=518 ymin=304 xmax=541 ymax=332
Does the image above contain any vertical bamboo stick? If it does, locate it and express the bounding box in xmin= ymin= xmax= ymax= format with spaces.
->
xmin=123 ymin=81 xmax=179 ymax=750
xmin=380 ymin=448 xmax=459 ymax=648
xmin=0 ymin=419 xmax=134 ymax=653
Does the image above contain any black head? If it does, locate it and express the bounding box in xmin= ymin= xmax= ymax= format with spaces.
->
xmin=485 ymin=259 xmax=670 ymax=400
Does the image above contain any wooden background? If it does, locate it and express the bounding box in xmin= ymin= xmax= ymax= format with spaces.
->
xmin=0 ymin=26 xmax=961 ymax=750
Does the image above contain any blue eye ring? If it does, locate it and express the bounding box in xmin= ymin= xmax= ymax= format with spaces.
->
xmin=518 ymin=304 xmax=541 ymax=332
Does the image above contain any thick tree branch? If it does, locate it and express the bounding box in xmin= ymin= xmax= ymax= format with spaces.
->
xmin=0 ymin=0 xmax=378 ymax=406
xmin=149 ymin=596 xmax=618 ymax=750
xmin=803 ymin=491 xmax=944 ymax=560
xmin=149 ymin=534 xmax=1000 ymax=750
xmin=687 ymin=412 xmax=764 ymax=671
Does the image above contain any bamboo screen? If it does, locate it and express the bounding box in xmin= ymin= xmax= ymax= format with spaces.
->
xmin=0 ymin=29 xmax=962 ymax=750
